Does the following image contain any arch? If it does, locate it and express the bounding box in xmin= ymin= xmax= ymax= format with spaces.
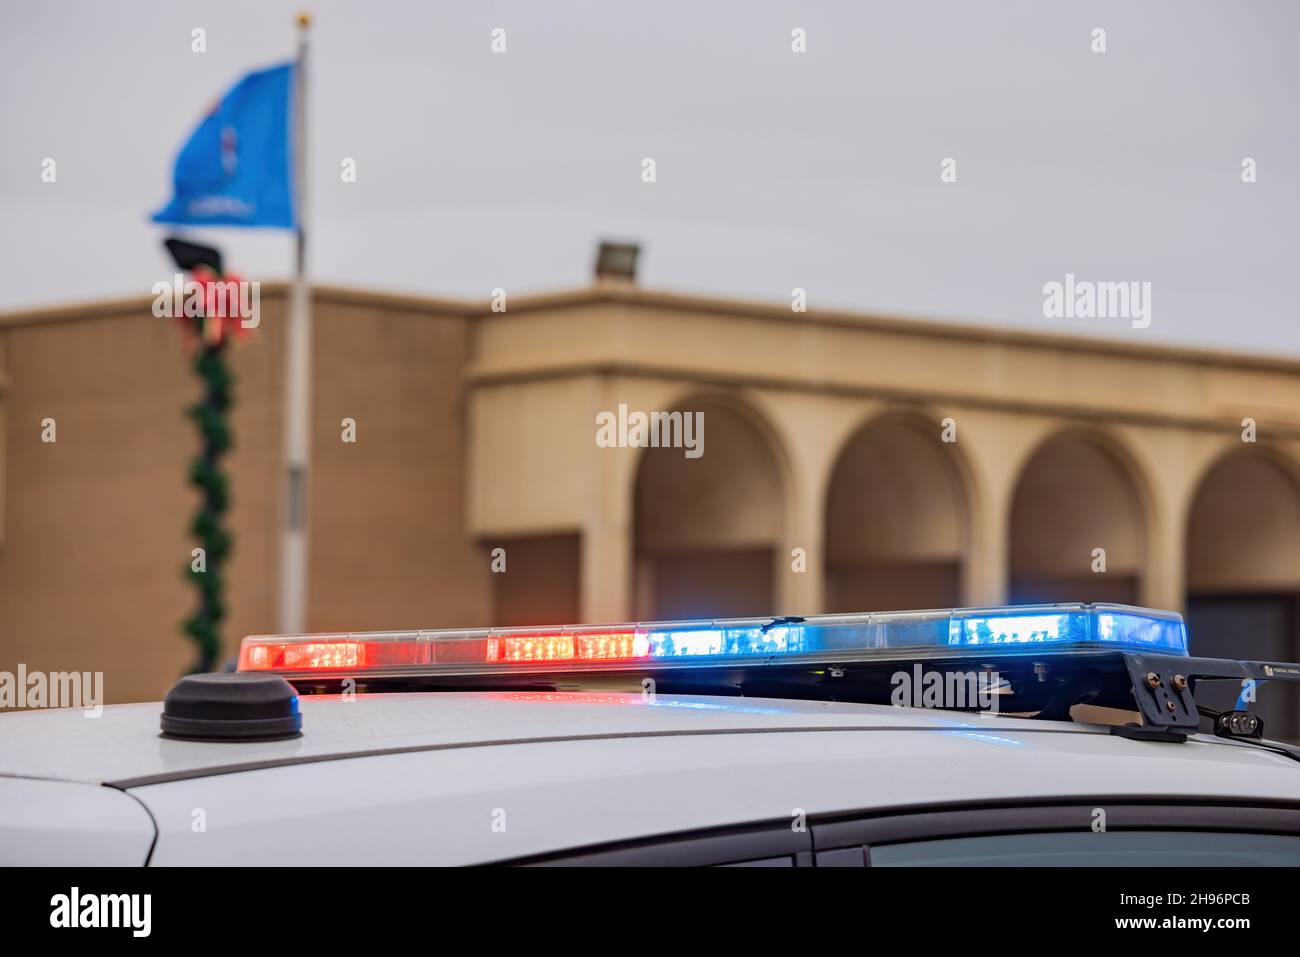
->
xmin=1007 ymin=428 xmax=1151 ymax=605
xmin=823 ymin=409 xmax=972 ymax=612
xmin=1183 ymin=446 xmax=1300 ymax=740
xmin=1186 ymin=446 xmax=1300 ymax=594
xmin=632 ymin=391 xmax=789 ymax=620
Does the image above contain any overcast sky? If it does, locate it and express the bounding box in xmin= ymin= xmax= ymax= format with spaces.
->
xmin=1 ymin=0 xmax=1296 ymax=353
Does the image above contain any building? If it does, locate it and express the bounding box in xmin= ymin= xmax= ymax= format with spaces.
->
xmin=3 ymin=253 xmax=1300 ymax=733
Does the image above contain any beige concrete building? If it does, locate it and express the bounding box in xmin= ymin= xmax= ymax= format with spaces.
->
xmin=3 ymin=267 xmax=1300 ymax=732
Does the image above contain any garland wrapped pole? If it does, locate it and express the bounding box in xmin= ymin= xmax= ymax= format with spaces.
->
xmin=184 ymin=325 xmax=232 ymax=672
xmin=165 ymin=238 xmax=250 ymax=673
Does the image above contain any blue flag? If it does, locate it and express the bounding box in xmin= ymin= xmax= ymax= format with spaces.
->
xmin=153 ymin=63 xmax=296 ymax=229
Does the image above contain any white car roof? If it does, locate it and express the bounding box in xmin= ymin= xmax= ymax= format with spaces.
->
xmin=0 ymin=690 xmax=1090 ymax=785
xmin=0 ymin=689 xmax=1294 ymax=790
xmin=4 ymin=691 xmax=1299 ymax=865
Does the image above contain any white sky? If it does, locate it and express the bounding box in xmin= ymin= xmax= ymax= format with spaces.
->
xmin=1 ymin=0 xmax=1297 ymax=353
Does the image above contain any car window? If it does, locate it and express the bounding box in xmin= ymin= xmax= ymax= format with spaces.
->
xmin=868 ymin=830 xmax=1300 ymax=867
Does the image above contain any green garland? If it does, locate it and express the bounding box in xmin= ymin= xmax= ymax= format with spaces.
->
xmin=182 ymin=336 xmax=234 ymax=673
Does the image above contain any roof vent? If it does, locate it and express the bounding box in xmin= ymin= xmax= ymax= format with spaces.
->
xmin=594 ymin=240 xmax=639 ymax=284
xmin=160 ymin=672 xmax=302 ymax=741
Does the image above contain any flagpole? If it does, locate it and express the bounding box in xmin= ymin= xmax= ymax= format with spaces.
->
xmin=279 ymin=11 xmax=312 ymax=633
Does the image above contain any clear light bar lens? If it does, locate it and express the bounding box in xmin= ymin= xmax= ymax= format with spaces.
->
xmin=237 ymin=604 xmax=1187 ymax=675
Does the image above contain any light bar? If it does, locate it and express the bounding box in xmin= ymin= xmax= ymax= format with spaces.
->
xmin=237 ymin=603 xmax=1188 ymax=677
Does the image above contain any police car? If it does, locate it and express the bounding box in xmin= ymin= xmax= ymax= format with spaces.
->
xmin=3 ymin=604 xmax=1300 ymax=866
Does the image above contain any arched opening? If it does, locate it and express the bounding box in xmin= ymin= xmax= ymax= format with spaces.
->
xmin=633 ymin=397 xmax=785 ymax=620
xmin=1186 ymin=450 xmax=1300 ymax=741
xmin=824 ymin=416 xmax=968 ymax=612
xmin=1008 ymin=433 xmax=1145 ymax=605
